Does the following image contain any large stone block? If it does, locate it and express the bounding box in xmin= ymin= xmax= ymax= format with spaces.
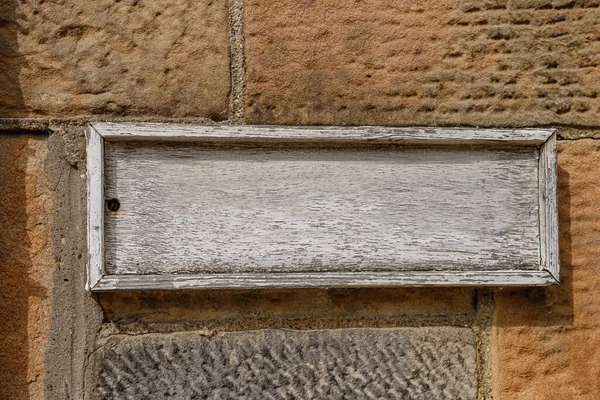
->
xmin=0 ymin=0 xmax=230 ymax=118
xmin=492 ymin=139 xmax=600 ymax=398
xmin=0 ymin=134 xmax=55 ymax=400
xmin=89 ymin=328 xmax=477 ymax=399
xmin=245 ymin=0 xmax=600 ymax=126
xmin=99 ymin=286 xmax=475 ymax=324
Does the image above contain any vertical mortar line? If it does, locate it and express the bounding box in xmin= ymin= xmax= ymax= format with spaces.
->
xmin=473 ymin=288 xmax=494 ymax=400
xmin=228 ymin=0 xmax=246 ymax=125
xmin=44 ymin=123 xmax=104 ymax=400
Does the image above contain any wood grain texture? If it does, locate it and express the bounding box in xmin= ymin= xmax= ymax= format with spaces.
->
xmin=92 ymin=270 xmax=558 ymax=291
xmin=104 ymin=144 xmax=541 ymax=275
xmin=91 ymin=122 xmax=552 ymax=145
xmin=86 ymin=123 xmax=559 ymax=290
xmin=86 ymin=125 xmax=104 ymax=289
xmin=539 ymin=132 xmax=559 ymax=281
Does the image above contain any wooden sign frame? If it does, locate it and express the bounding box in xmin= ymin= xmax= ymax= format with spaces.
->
xmin=86 ymin=123 xmax=558 ymax=291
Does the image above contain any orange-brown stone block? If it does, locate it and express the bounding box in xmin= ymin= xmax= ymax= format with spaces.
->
xmin=0 ymin=0 xmax=230 ymax=118
xmin=0 ymin=134 xmax=55 ymax=400
xmin=492 ymin=140 xmax=600 ymax=398
xmin=245 ymin=0 xmax=600 ymax=126
xmin=100 ymin=287 xmax=475 ymax=325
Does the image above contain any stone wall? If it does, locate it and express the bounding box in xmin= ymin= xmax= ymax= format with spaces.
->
xmin=245 ymin=0 xmax=600 ymax=126
xmin=1 ymin=0 xmax=599 ymax=399
xmin=0 ymin=134 xmax=54 ymax=400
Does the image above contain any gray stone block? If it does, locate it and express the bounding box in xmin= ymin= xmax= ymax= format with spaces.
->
xmin=89 ymin=328 xmax=477 ymax=399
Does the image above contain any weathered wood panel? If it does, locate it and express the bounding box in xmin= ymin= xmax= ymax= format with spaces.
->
xmin=104 ymin=144 xmax=541 ymax=276
xmin=539 ymin=132 xmax=560 ymax=281
xmin=92 ymin=270 xmax=559 ymax=291
xmin=93 ymin=122 xmax=552 ymax=145
xmin=86 ymin=123 xmax=558 ymax=290
xmin=86 ymin=125 xmax=104 ymax=290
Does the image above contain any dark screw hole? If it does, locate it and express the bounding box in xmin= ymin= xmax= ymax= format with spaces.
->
xmin=106 ymin=198 xmax=120 ymax=211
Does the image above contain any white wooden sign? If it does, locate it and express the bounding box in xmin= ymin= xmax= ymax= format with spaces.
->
xmin=86 ymin=123 xmax=558 ymax=291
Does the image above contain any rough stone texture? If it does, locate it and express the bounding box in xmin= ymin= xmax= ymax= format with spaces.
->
xmin=228 ymin=0 xmax=247 ymax=124
xmin=0 ymin=0 xmax=230 ymax=118
xmin=42 ymin=124 xmax=104 ymax=400
xmin=559 ymin=126 xmax=600 ymax=140
xmin=99 ymin=287 xmax=475 ymax=326
xmin=89 ymin=328 xmax=477 ymax=399
xmin=492 ymin=140 xmax=600 ymax=398
xmin=245 ymin=0 xmax=600 ymax=126
xmin=0 ymin=134 xmax=54 ymax=400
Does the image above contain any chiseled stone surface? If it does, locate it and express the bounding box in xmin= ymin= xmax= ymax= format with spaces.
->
xmin=245 ymin=0 xmax=600 ymax=126
xmin=90 ymin=328 xmax=477 ymax=399
xmin=493 ymin=140 xmax=600 ymax=398
xmin=0 ymin=134 xmax=55 ymax=400
xmin=0 ymin=0 xmax=230 ymax=118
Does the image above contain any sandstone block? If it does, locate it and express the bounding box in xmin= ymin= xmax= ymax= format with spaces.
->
xmin=0 ymin=0 xmax=230 ymax=118
xmin=492 ymin=140 xmax=600 ymax=398
xmin=0 ymin=134 xmax=55 ymax=400
xmin=90 ymin=328 xmax=477 ymax=399
xmin=245 ymin=0 xmax=600 ymax=126
xmin=99 ymin=286 xmax=475 ymax=324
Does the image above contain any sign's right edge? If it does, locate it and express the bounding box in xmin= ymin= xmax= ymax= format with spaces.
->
xmin=539 ymin=130 xmax=560 ymax=283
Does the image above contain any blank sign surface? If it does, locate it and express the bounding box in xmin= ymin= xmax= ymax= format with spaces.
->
xmin=104 ymin=144 xmax=540 ymax=275
xmin=86 ymin=123 xmax=558 ymax=290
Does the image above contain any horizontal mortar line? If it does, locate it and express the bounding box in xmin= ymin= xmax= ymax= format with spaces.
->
xmin=3 ymin=119 xmax=600 ymax=136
